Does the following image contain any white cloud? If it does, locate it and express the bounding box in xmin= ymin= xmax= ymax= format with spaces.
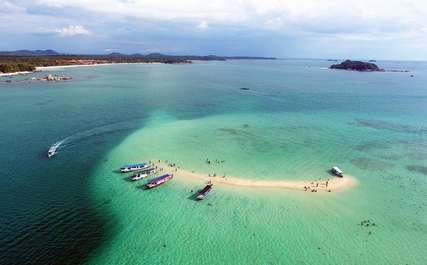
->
xmin=2 ymin=0 xmax=427 ymax=58
xmin=55 ymin=25 xmax=91 ymax=37
xmin=0 ymin=0 xmax=24 ymax=13
xmin=32 ymin=0 xmax=427 ymax=39
xmin=34 ymin=0 xmax=426 ymax=24
xmin=197 ymin=21 xmax=208 ymax=30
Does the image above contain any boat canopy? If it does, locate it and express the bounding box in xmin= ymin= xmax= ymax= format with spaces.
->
xmin=332 ymin=166 xmax=343 ymax=174
xmin=121 ymin=163 xmax=145 ymax=168
xmin=149 ymin=174 xmax=171 ymax=182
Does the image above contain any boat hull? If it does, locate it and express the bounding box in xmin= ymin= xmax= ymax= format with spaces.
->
xmin=120 ymin=164 xmax=149 ymax=173
xmin=331 ymin=166 xmax=343 ymax=177
xmin=47 ymin=141 xmax=63 ymax=158
xmin=145 ymin=174 xmax=173 ymax=189
xmin=196 ymin=184 xmax=213 ymax=200
xmin=129 ymin=173 xmax=148 ymax=181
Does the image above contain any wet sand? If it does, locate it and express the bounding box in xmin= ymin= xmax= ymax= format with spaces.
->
xmin=151 ymin=160 xmax=358 ymax=193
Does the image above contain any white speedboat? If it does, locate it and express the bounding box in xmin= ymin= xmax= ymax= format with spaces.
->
xmin=331 ymin=166 xmax=343 ymax=177
xmin=129 ymin=173 xmax=148 ymax=181
xmin=47 ymin=141 xmax=62 ymax=158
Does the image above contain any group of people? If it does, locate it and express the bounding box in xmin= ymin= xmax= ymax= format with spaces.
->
xmin=303 ymin=179 xmax=331 ymax=192
xmin=206 ymin=158 xmax=225 ymax=164
xmin=206 ymin=158 xmax=227 ymax=178
xmin=151 ymin=160 xmax=177 ymax=172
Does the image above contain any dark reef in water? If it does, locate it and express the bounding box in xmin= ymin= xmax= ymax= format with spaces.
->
xmin=330 ymin=60 xmax=383 ymax=72
xmin=218 ymin=127 xmax=250 ymax=136
xmin=355 ymin=119 xmax=427 ymax=134
xmin=355 ymin=141 xmax=391 ymax=152
xmin=406 ymin=165 xmax=427 ymax=176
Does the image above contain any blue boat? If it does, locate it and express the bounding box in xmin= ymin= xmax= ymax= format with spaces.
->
xmin=145 ymin=174 xmax=173 ymax=189
xmin=120 ymin=163 xmax=149 ymax=173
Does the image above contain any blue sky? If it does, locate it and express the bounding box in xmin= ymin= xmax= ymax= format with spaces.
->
xmin=1 ymin=0 xmax=427 ymax=60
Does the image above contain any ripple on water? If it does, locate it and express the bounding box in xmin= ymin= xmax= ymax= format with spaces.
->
xmin=0 ymin=203 xmax=107 ymax=265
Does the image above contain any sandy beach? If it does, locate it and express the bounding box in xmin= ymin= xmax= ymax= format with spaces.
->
xmin=0 ymin=62 xmax=161 ymax=77
xmin=36 ymin=63 xmax=115 ymax=71
xmin=0 ymin=71 xmax=34 ymax=77
xmin=151 ymin=160 xmax=357 ymax=192
xmin=36 ymin=62 xmax=161 ymax=71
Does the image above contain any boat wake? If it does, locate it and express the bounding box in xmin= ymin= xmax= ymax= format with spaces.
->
xmin=47 ymin=119 xmax=144 ymax=158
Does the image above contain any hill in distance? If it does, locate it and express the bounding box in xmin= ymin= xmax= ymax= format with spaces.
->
xmin=0 ymin=50 xmax=276 ymax=60
xmin=0 ymin=49 xmax=60 ymax=56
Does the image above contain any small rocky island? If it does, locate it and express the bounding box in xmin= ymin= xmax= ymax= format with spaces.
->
xmin=32 ymin=74 xmax=72 ymax=81
xmin=330 ymin=60 xmax=383 ymax=72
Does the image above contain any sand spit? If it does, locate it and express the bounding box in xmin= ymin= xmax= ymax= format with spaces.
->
xmin=151 ymin=160 xmax=357 ymax=193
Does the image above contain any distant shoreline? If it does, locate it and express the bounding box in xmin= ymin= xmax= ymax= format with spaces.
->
xmin=0 ymin=51 xmax=276 ymax=75
xmin=35 ymin=62 xmax=163 ymax=71
xmin=0 ymin=62 xmax=164 ymax=77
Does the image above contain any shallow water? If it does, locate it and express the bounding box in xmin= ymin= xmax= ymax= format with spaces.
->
xmin=1 ymin=60 xmax=427 ymax=264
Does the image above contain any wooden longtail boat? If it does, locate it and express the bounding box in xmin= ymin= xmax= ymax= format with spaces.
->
xmin=196 ymin=183 xmax=213 ymax=200
xmin=145 ymin=174 xmax=173 ymax=189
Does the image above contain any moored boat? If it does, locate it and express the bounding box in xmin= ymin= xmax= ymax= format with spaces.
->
xmin=120 ymin=163 xmax=149 ymax=173
xmin=137 ymin=166 xmax=156 ymax=174
xmin=331 ymin=166 xmax=343 ymax=177
xmin=196 ymin=183 xmax=213 ymax=200
xmin=145 ymin=174 xmax=173 ymax=189
xmin=129 ymin=173 xmax=148 ymax=181
xmin=128 ymin=169 xmax=156 ymax=181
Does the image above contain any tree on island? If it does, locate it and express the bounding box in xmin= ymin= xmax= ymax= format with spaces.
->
xmin=330 ymin=60 xmax=383 ymax=72
xmin=0 ymin=63 xmax=36 ymax=73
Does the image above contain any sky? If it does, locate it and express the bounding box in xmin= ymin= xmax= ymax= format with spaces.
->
xmin=1 ymin=0 xmax=427 ymax=60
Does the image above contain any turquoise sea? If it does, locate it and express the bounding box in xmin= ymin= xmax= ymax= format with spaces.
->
xmin=1 ymin=60 xmax=426 ymax=264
